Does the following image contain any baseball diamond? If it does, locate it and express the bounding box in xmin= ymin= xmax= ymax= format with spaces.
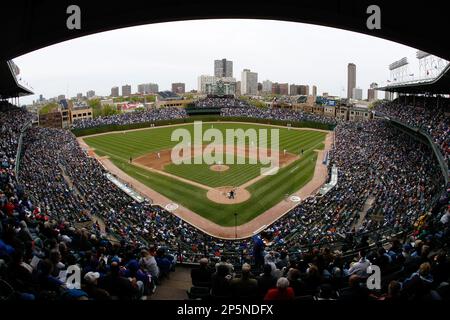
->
xmin=80 ymin=122 xmax=330 ymax=234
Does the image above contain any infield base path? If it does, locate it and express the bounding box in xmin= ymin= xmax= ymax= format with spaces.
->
xmin=77 ymin=128 xmax=333 ymax=240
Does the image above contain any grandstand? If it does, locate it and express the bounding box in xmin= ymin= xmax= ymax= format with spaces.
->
xmin=1 ymin=81 xmax=449 ymax=301
xmin=0 ymin=1 xmax=449 ymax=304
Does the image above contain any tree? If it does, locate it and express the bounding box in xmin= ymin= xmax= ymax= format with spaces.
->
xmin=88 ymin=99 xmax=103 ymax=118
xmin=39 ymin=102 xmax=59 ymax=115
xmin=101 ymin=104 xmax=121 ymax=117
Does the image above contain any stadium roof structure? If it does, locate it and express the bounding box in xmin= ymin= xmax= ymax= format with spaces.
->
xmin=0 ymin=0 xmax=449 ymax=61
xmin=377 ymin=63 xmax=450 ymax=94
xmin=0 ymin=60 xmax=33 ymax=99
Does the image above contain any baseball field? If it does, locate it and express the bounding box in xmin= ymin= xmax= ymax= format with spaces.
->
xmin=82 ymin=122 xmax=327 ymax=227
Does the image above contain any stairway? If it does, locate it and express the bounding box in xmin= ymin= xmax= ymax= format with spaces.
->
xmin=150 ymin=265 xmax=193 ymax=300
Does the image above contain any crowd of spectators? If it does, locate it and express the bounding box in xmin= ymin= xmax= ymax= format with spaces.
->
xmin=374 ymin=98 xmax=449 ymax=169
xmin=221 ymin=106 xmax=337 ymax=125
xmin=71 ymin=107 xmax=187 ymax=130
xmin=189 ymin=205 xmax=449 ymax=300
xmin=0 ymin=107 xmax=183 ymax=300
xmin=1 ymin=101 xmax=449 ymax=300
xmin=250 ymin=121 xmax=444 ymax=254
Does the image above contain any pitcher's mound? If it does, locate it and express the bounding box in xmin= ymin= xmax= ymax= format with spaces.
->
xmin=210 ymin=164 xmax=230 ymax=172
xmin=207 ymin=186 xmax=251 ymax=204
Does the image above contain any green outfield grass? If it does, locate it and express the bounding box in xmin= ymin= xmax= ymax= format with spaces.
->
xmin=83 ymin=122 xmax=327 ymax=226
xmin=164 ymin=155 xmax=263 ymax=188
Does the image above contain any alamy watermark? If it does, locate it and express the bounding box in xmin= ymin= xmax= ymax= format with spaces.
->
xmin=66 ymin=5 xmax=81 ymax=30
xmin=366 ymin=5 xmax=381 ymax=30
xmin=66 ymin=5 xmax=381 ymax=31
xmin=61 ymin=265 xmax=81 ymax=289
xmin=366 ymin=265 xmax=381 ymax=290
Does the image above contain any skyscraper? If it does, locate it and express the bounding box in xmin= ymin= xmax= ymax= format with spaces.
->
xmin=122 ymin=85 xmax=132 ymax=97
xmin=347 ymin=63 xmax=356 ymax=99
xmin=368 ymin=82 xmax=378 ymax=101
xmin=312 ymin=85 xmax=317 ymax=98
xmin=198 ymin=75 xmax=216 ymax=94
xmin=298 ymin=85 xmax=309 ymax=96
xmin=241 ymin=69 xmax=258 ymax=95
xmin=171 ymin=83 xmax=185 ymax=94
xmin=111 ymin=87 xmax=119 ymax=97
xmin=279 ymin=83 xmax=289 ymax=96
xmin=214 ymin=59 xmax=233 ymax=78
xmin=352 ymin=87 xmax=363 ymax=100
xmin=262 ymin=80 xmax=273 ymax=94
xmin=367 ymin=89 xmax=375 ymax=102
xmin=86 ymin=90 xmax=95 ymax=99
xmin=272 ymin=83 xmax=280 ymax=95
xmin=289 ymin=84 xmax=299 ymax=96
xmin=137 ymin=83 xmax=158 ymax=94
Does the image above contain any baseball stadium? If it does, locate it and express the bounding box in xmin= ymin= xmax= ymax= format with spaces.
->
xmin=78 ymin=121 xmax=331 ymax=235
xmin=0 ymin=1 xmax=449 ymax=305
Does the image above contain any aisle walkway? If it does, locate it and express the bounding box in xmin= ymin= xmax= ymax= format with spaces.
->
xmin=150 ymin=266 xmax=192 ymax=300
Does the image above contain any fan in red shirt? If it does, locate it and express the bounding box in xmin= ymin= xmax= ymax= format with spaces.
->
xmin=4 ymin=197 xmax=16 ymax=216
xmin=264 ymin=277 xmax=295 ymax=300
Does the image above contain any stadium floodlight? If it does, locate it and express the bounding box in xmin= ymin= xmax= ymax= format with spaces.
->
xmin=416 ymin=50 xmax=431 ymax=59
xmin=389 ymin=57 xmax=409 ymax=70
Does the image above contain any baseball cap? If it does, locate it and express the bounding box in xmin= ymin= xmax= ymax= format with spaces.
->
xmin=84 ymin=271 xmax=100 ymax=284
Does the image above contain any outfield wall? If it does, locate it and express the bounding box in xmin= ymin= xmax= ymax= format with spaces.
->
xmin=71 ymin=115 xmax=336 ymax=137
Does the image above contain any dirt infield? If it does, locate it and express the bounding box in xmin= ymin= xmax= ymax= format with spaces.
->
xmin=134 ymin=149 xmax=172 ymax=171
xmin=206 ymin=186 xmax=251 ymax=204
xmin=77 ymin=124 xmax=334 ymax=239
xmin=132 ymin=144 xmax=299 ymax=205
xmin=210 ymin=164 xmax=230 ymax=172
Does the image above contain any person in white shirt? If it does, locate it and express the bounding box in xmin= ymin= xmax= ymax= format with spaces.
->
xmin=347 ymin=250 xmax=371 ymax=277
xmin=440 ymin=207 xmax=450 ymax=225
xmin=139 ymin=249 xmax=160 ymax=279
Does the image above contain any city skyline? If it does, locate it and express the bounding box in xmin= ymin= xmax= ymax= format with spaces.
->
xmin=13 ymin=19 xmax=422 ymax=104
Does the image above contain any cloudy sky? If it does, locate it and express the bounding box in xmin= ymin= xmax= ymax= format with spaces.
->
xmin=14 ymin=19 xmax=422 ymax=104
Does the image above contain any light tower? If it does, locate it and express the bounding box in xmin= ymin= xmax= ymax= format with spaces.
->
xmin=416 ymin=50 xmax=448 ymax=79
xmin=389 ymin=57 xmax=409 ymax=83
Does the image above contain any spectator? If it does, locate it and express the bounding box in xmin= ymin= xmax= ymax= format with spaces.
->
xmin=402 ymin=262 xmax=435 ymax=300
xmin=99 ymin=262 xmax=143 ymax=300
xmin=347 ymin=250 xmax=371 ymax=277
xmin=257 ymin=264 xmax=277 ymax=298
xmin=83 ymin=271 xmax=110 ymax=300
xmin=211 ymin=264 xmax=232 ymax=298
xmin=264 ymin=277 xmax=295 ymax=300
xmin=230 ymin=263 xmax=258 ymax=299
xmin=191 ymin=258 xmax=214 ymax=287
